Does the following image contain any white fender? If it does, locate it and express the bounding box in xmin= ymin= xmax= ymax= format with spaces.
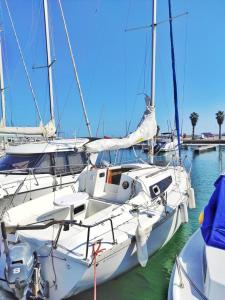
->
xmin=187 ymin=187 xmax=196 ymax=209
xmin=180 ymin=202 xmax=188 ymax=223
xmin=135 ymin=222 xmax=151 ymax=267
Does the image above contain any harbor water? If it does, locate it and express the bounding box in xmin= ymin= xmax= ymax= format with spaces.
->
xmin=0 ymin=147 xmax=223 ymax=300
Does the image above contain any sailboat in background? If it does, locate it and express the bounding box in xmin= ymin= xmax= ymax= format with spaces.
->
xmin=0 ymin=1 xmax=195 ymax=299
xmin=0 ymin=0 xmax=96 ymax=215
xmin=0 ymin=0 xmax=56 ymax=139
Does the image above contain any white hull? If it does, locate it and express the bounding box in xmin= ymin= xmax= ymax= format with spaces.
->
xmin=168 ymin=229 xmax=205 ymax=300
xmin=0 ymin=163 xmax=193 ymax=299
xmin=60 ymin=206 xmax=183 ymax=298
xmin=159 ymin=140 xmax=178 ymax=152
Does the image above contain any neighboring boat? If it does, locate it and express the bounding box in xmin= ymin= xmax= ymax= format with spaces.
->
xmin=168 ymin=174 xmax=225 ymax=300
xmin=154 ymin=132 xmax=180 ymax=154
xmin=0 ymin=138 xmax=97 ymax=216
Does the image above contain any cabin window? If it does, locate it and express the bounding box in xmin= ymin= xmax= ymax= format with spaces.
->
xmin=54 ymin=153 xmax=68 ymax=175
xmin=149 ymin=176 xmax=172 ymax=199
xmin=34 ymin=154 xmax=52 ymax=174
xmin=67 ymin=152 xmax=87 ymax=174
xmin=0 ymin=154 xmax=42 ymax=174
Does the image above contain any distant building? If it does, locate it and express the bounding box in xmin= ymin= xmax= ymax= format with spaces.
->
xmin=201 ymin=132 xmax=214 ymax=138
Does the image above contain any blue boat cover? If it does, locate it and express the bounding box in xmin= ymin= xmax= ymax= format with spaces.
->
xmin=201 ymin=175 xmax=225 ymax=249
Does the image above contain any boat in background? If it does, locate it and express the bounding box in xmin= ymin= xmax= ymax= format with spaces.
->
xmin=168 ymin=174 xmax=225 ymax=300
xmin=0 ymin=138 xmax=97 ymax=216
xmin=154 ymin=132 xmax=180 ymax=154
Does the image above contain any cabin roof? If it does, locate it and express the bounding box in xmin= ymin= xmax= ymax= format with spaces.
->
xmin=6 ymin=138 xmax=89 ymax=154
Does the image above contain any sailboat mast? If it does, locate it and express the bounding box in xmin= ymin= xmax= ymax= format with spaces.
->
xmin=168 ymin=0 xmax=181 ymax=158
xmin=150 ymin=0 xmax=157 ymax=107
xmin=43 ymin=0 xmax=55 ymax=127
xmin=58 ymin=0 xmax=92 ymax=137
xmin=0 ymin=34 xmax=6 ymax=127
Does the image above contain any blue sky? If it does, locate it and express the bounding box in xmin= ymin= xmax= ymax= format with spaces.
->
xmin=0 ymin=0 xmax=225 ymax=137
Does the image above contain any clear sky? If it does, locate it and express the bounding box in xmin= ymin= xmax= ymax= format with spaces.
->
xmin=0 ymin=0 xmax=225 ymax=137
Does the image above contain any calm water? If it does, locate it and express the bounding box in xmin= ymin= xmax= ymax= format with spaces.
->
xmin=1 ymin=147 xmax=224 ymax=300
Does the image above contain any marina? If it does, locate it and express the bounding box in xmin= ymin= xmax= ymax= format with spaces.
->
xmin=0 ymin=0 xmax=224 ymax=300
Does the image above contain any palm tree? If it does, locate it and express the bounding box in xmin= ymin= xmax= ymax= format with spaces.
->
xmin=189 ymin=112 xmax=199 ymax=140
xmin=216 ymin=111 xmax=225 ymax=140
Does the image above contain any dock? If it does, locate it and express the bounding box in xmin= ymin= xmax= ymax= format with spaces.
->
xmin=193 ymin=145 xmax=217 ymax=154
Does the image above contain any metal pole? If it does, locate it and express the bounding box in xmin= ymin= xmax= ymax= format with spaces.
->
xmin=0 ymin=34 xmax=6 ymax=127
xmin=168 ymin=0 xmax=181 ymax=159
xmin=149 ymin=0 xmax=157 ymax=163
xmin=43 ymin=0 xmax=55 ymax=127
xmin=150 ymin=0 xmax=157 ymax=107
xmin=58 ymin=0 xmax=92 ymax=137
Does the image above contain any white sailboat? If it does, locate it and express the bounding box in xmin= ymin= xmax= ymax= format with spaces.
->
xmin=155 ymin=132 xmax=180 ymax=153
xmin=0 ymin=0 xmax=96 ymax=215
xmin=0 ymin=138 xmax=97 ymax=216
xmin=0 ymin=1 xmax=195 ymax=299
xmin=0 ymin=0 xmax=56 ymax=139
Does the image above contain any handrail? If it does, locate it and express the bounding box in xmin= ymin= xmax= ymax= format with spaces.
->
xmin=0 ymin=162 xmax=89 ymax=176
xmin=1 ymin=216 xmax=118 ymax=260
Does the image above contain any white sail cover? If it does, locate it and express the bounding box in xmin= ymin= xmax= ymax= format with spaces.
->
xmin=0 ymin=120 xmax=56 ymax=138
xmin=86 ymin=102 xmax=157 ymax=153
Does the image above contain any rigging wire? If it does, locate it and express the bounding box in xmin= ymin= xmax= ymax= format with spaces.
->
xmin=4 ymin=0 xmax=43 ymax=124
xmin=55 ymin=79 xmax=74 ymax=134
xmin=58 ymin=0 xmax=92 ymax=137
xmin=96 ymin=104 xmax=105 ymax=137
xmin=126 ymin=35 xmax=151 ymax=134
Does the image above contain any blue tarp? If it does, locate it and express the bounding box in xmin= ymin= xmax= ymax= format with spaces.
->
xmin=201 ymin=175 xmax=225 ymax=249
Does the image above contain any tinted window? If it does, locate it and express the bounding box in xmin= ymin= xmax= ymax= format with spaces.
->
xmin=34 ymin=154 xmax=52 ymax=174
xmin=54 ymin=153 xmax=68 ymax=175
xmin=67 ymin=152 xmax=87 ymax=174
xmin=149 ymin=176 xmax=172 ymax=199
xmin=0 ymin=154 xmax=42 ymax=174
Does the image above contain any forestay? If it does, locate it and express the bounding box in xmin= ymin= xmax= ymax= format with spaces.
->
xmin=85 ymin=103 xmax=157 ymax=153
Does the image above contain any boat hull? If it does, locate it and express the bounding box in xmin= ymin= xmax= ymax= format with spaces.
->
xmin=168 ymin=229 xmax=205 ymax=300
xmin=41 ymin=205 xmax=184 ymax=299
